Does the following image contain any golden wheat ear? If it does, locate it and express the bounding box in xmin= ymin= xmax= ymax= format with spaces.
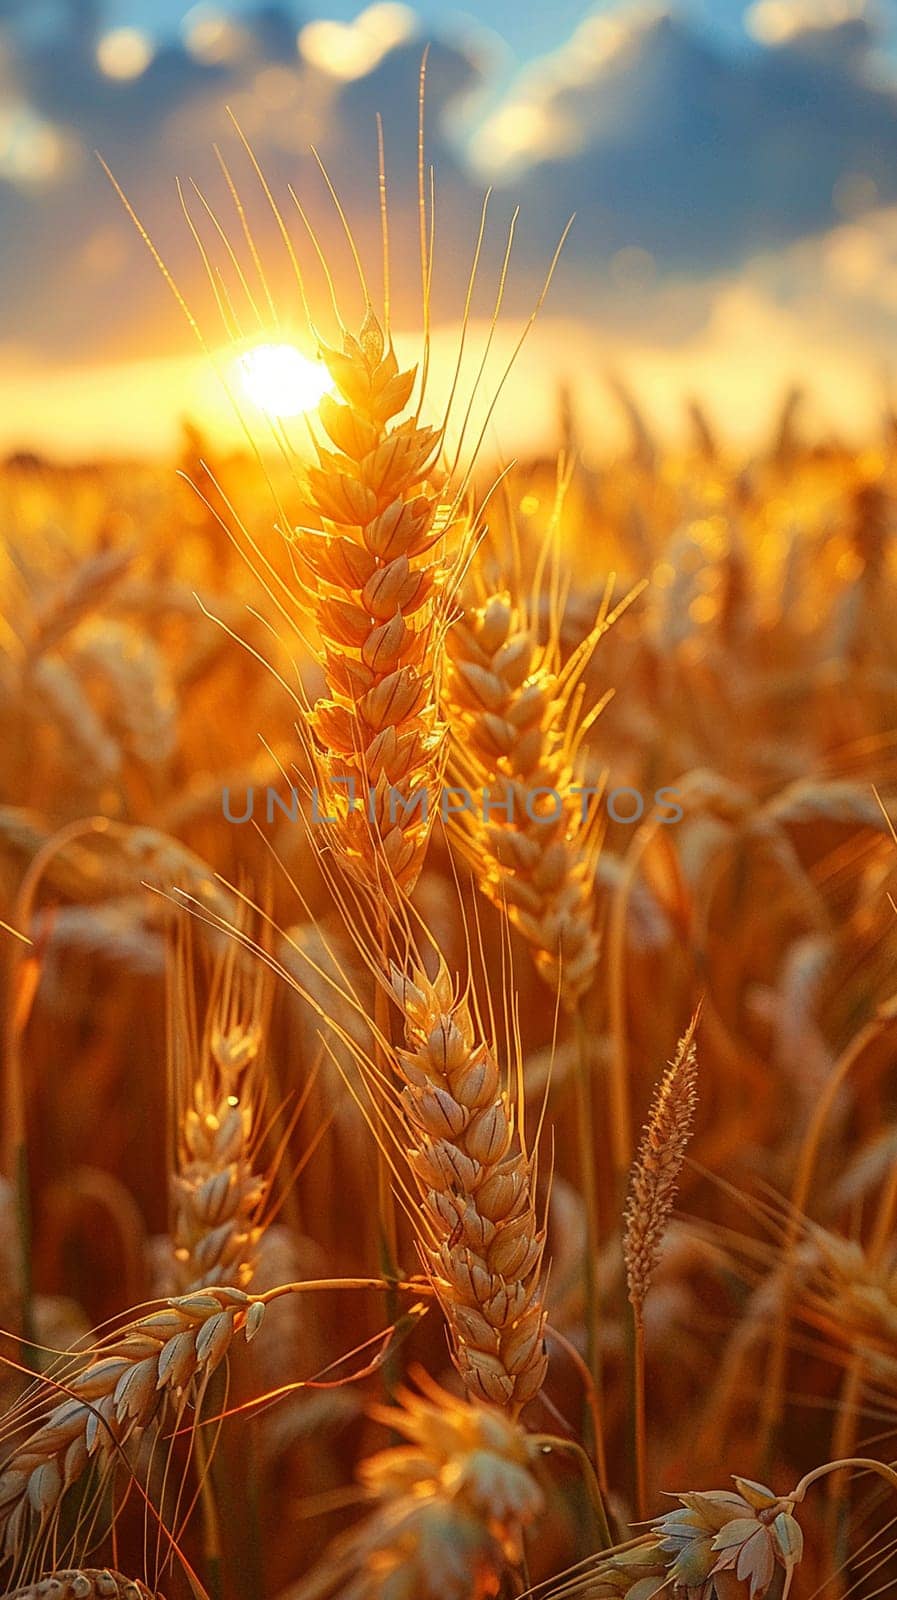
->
xmin=5 ymin=1573 xmax=163 ymax=1600
xmin=113 ymin=105 xmax=570 ymax=908
xmin=290 ymin=305 xmax=467 ymax=899
xmin=293 ymin=1378 xmax=545 ymax=1600
xmin=166 ymin=903 xmax=273 ymax=1293
xmin=0 ymin=1290 xmax=264 ymax=1573
xmin=263 ymin=844 xmax=551 ymax=1417
xmin=442 ymin=583 xmax=605 ymax=1011
xmin=441 ymin=481 xmax=639 ymax=1015
xmin=388 ymin=955 xmax=549 ymax=1414
xmin=576 ymin=1477 xmax=805 ymax=1600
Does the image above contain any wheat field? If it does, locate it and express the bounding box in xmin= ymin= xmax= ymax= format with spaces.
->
xmin=2 ymin=109 xmax=897 ymax=1600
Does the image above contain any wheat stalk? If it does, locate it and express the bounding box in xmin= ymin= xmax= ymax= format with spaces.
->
xmin=0 ymin=1177 xmax=21 ymax=1341
xmin=288 ymin=301 xmax=477 ymax=1280
xmin=390 ymin=958 xmax=548 ymax=1414
xmin=0 ymin=1288 xmax=264 ymax=1568
xmin=167 ymin=918 xmax=270 ymax=1292
xmin=293 ymin=306 xmax=466 ymax=897
xmin=72 ymin=623 xmax=177 ymax=770
xmin=441 ymin=575 xmax=622 ymax=1448
xmin=284 ymin=299 xmax=483 ymax=1286
xmin=443 ymin=588 xmax=605 ymax=1011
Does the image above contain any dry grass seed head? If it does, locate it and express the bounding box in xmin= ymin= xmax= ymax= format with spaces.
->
xmin=624 ymin=1009 xmax=700 ymax=1315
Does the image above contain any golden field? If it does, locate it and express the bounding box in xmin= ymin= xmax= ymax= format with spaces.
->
xmin=2 ymin=178 xmax=897 ymax=1600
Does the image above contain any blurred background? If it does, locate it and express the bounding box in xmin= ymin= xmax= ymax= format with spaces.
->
xmin=1 ymin=0 xmax=897 ymax=459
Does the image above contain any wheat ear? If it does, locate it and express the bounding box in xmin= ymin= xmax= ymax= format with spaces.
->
xmin=581 ymin=1477 xmax=804 ymax=1599
xmin=390 ymin=959 xmax=548 ymax=1413
xmin=623 ymin=1008 xmax=700 ymax=1517
xmin=442 ymin=583 xmax=613 ymax=1438
xmin=71 ymin=623 xmax=177 ymax=769
xmin=5 ymin=1573 xmax=162 ymax=1600
xmin=167 ymin=919 xmax=270 ymax=1292
xmin=442 ymin=589 xmax=604 ymax=1011
xmin=0 ymin=1288 xmax=264 ymax=1567
xmin=295 ymin=1378 xmax=544 ymax=1600
xmin=21 ymin=548 xmax=133 ymax=663
xmin=294 ymin=306 xmax=465 ymax=896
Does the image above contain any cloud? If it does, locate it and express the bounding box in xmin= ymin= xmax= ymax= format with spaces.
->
xmin=0 ymin=2 xmax=496 ymax=358
xmin=745 ymin=0 xmax=873 ymax=49
xmin=1 ymin=0 xmax=897 ymax=374
xmin=481 ymin=3 xmax=897 ymax=284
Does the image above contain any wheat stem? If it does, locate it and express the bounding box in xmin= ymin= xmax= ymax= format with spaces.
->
xmin=374 ymin=907 xmax=401 ymax=1400
xmin=543 ymin=1323 xmax=609 ymax=1496
xmin=194 ymin=1428 xmax=222 ymax=1600
xmin=531 ymin=1435 xmax=612 ymax=1549
xmin=761 ymin=1014 xmax=894 ymax=1464
xmin=573 ymin=1005 xmax=602 ymax=1457
xmin=791 ymin=1457 xmax=897 ymax=1502
xmin=825 ymin=1158 xmax=897 ymax=1590
xmin=632 ymin=1310 xmax=647 ymax=1521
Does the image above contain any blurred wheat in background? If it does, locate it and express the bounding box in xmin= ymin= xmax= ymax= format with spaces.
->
xmin=4 ymin=6 xmax=897 ymax=1597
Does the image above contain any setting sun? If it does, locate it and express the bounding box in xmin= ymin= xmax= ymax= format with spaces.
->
xmin=235 ymin=342 xmax=333 ymax=418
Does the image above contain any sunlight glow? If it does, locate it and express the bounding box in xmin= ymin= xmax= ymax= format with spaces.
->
xmin=298 ymin=4 xmax=415 ymax=81
xmin=97 ymin=28 xmax=155 ymax=80
xmin=482 ymin=104 xmax=553 ymax=164
xmin=747 ymin=0 xmax=865 ymax=44
xmin=182 ymin=6 xmax=246 ymax=64
xmin=0 ymin=108 xmax=67 ymax=186
xmin=235 ymin=343 xmax=333 ymax=419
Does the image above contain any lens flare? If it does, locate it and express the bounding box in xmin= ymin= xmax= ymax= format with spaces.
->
xmin=235 ymin=343 xmax=332 ymax=418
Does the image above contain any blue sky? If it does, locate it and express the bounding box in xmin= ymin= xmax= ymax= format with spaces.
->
xmin=97 ymin=0 xmax=758 ymax=62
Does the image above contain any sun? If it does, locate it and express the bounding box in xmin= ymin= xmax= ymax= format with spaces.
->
xmin=235 ymin=342 xmax=333 ymax=418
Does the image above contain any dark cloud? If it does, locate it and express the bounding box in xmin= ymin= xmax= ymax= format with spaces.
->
xmin=506 ymin=8 xmax=897 ymax=291
xmin=0 ymin=2 xmax=496 ymax=356
xmin=1 ymin=1 xmax=896 ymax=361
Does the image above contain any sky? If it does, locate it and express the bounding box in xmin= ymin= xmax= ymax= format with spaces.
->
xmin=2 ymin=0 xmax=897 ymax=456
xmin=19 ymin=0 xmax=761 ymax=65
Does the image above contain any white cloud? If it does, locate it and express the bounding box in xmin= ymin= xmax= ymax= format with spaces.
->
xmin=746 ymin=0 xmax=871 ymax=45
xmin=473 ymin=3 xmax=668 ymax=175
xmin=298 ymin=4 xmax=417 ymax=81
